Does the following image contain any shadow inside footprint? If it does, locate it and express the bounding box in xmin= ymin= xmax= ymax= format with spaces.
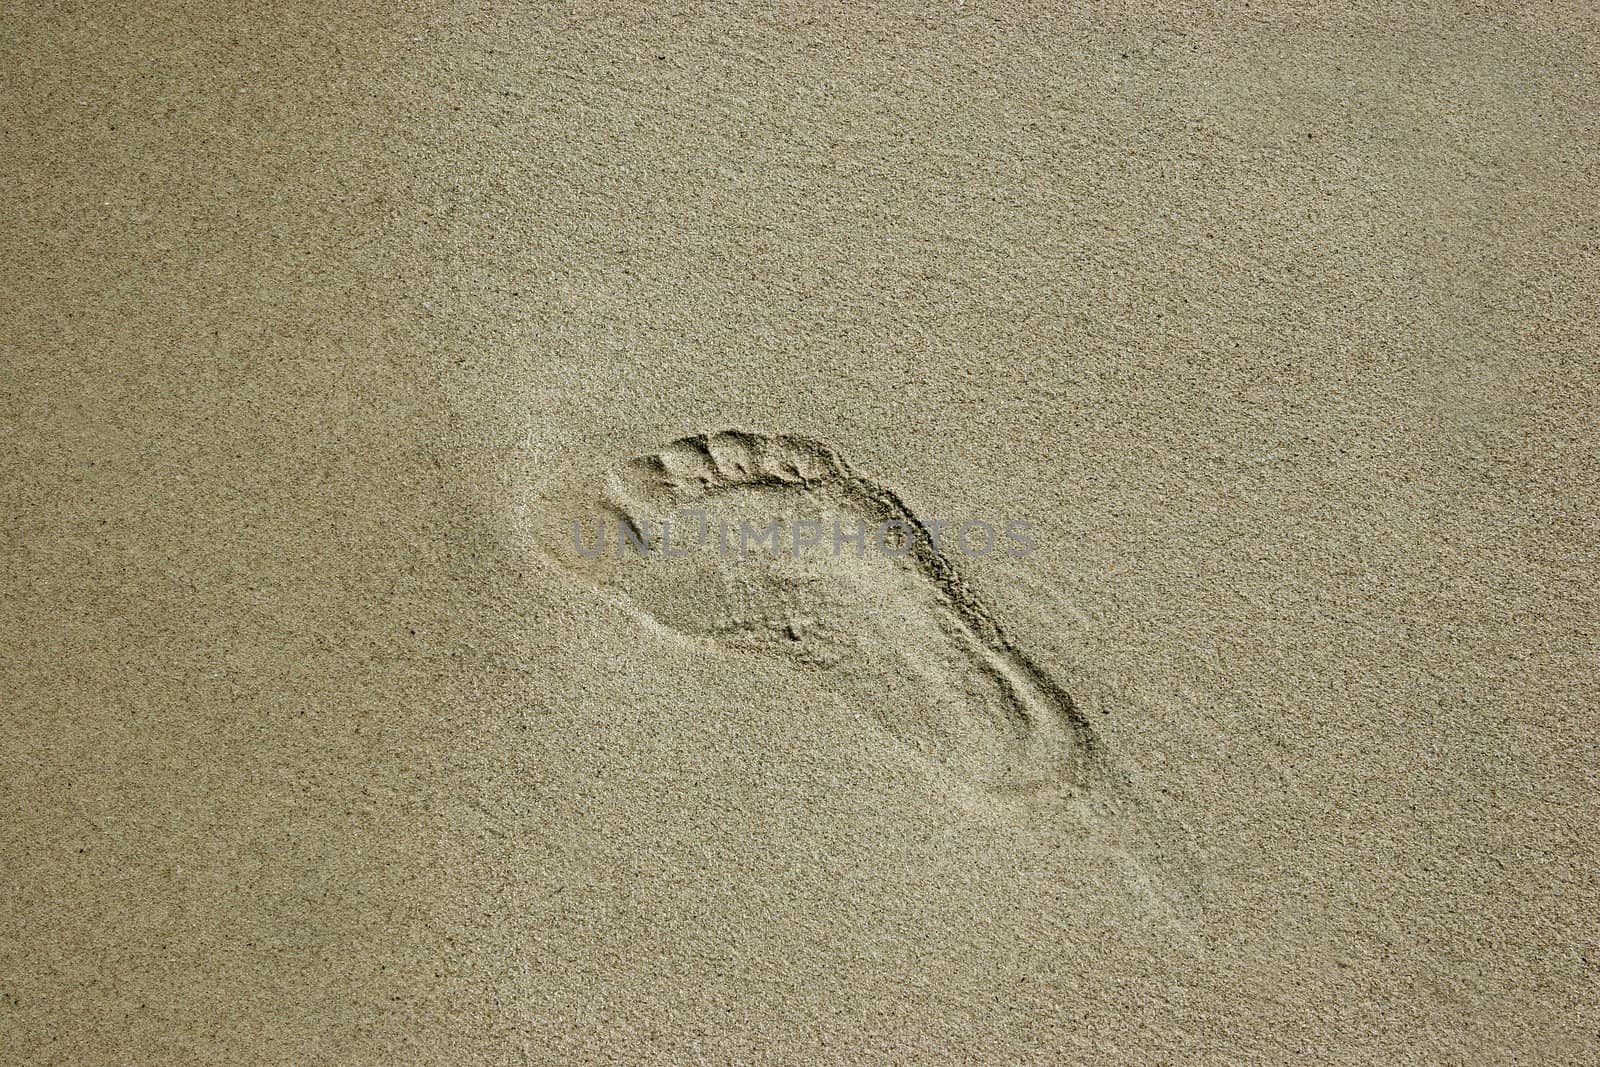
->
xmin=534 ymin=430 xmax=1208 ymax=937
xmin=540 ymin=430 xmax=1109 ymax=801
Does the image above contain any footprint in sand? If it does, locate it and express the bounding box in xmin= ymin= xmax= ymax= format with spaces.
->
xmin=538 ymin=429 xmax=1110 ymax=802
xmin=535 ymin=430 xmax=1200 ymax=931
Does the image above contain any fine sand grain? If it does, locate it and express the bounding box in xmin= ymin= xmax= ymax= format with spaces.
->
xmin=3 ymin=3 xmax=1597 ymax=1063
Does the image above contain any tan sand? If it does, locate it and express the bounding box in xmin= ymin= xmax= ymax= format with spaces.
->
xmin=3 ymin=2 xmax=1596 ymax=1062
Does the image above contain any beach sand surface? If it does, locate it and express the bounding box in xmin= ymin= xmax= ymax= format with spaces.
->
xmin=3 ymin=3 xmax=1596 ymax=1063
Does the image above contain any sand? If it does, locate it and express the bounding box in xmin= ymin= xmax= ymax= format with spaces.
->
xmin=3 ymin=2 xmax=1597 ymax=1063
